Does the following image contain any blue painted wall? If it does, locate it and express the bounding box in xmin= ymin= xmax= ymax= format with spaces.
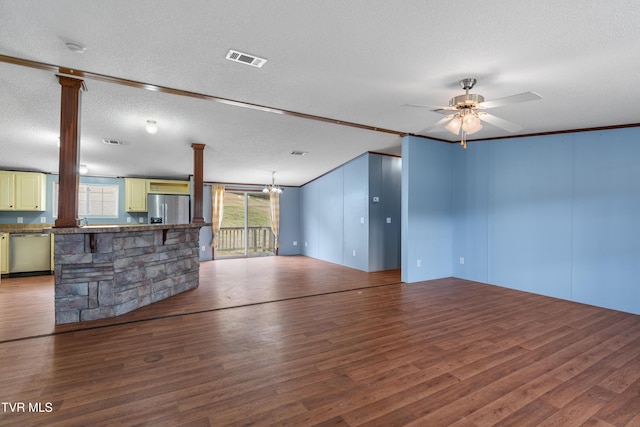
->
xmin=401 ymin=136 xmax=454 ymax=283
xmin=278 ymin=186 xmax=301 ymax=256
xmin=450 ymin=128 xmax=640 ymax=314
xmin=343 ymin=155 xmax=369 ymax=270
xmin=369 ymin=154 xmax=402 ymax=271
xmin=300 ymin=152 xmax=401 ymax=272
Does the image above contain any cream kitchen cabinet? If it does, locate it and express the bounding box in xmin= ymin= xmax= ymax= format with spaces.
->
xmin=0 ymin=171 xmax=46 ymax=211
xmin=125 ymin=178 xmax=148 ymax=212
xmin=1 ymin=233 xmax=8 ymax=275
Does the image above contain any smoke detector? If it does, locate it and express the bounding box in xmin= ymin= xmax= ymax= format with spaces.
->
xmin=225 ymin=49 xmax=267 ymax=68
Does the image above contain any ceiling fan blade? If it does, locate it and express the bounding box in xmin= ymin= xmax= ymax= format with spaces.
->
xmin=416 ymin=114 xmax=457 ymax=134
xmin=477 ymin=112 xmax=523 ymax=133
xmin=405 ymin=103 xmax=455 ymax=111
xmin=476 ymin=91 xmax=542 ymax=109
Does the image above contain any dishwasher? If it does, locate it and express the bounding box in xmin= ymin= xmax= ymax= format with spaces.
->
xmin=9 ymin=233 xmax=51 ymax=274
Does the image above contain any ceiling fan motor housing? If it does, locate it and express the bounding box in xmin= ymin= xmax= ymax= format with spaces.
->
xmin=449 ymin=93 xmax=485 ymax=108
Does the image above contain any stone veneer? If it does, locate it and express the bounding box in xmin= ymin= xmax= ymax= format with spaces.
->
xmin=52 ymin=224 xmax=202 ymax=324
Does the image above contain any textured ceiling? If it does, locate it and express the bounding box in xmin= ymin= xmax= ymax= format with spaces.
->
xmin=1 ymin=0 xmax=639 ymax=186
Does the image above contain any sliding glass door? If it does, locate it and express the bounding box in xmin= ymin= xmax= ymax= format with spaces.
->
xmin=217 ymin=191 xmax=274 ymax=258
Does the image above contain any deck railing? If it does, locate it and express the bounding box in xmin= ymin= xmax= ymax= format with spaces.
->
xmin=217 ymin=226 xmax=275 ymax=256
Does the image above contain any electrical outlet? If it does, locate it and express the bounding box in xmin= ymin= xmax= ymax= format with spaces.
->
xmin=386 ymin=217 xmax=391 ymax=224
xmin=201 ymin=246 xmax=206 ymax=251
xmin=293 ymin=241 xmax=298 ymax=246
xmin=139 ymin=217 xmax=144 ymax=223
xmin=353 ymin=250 xmax=356 ymax=256
xmin=40 ymin=217 xmax=47 ymax=223
xmin=360 ymin=217 xmax=365 ymax=224
xmin=417 ymin=259 xmax=421 ymax=267
xmin=127 ymin=217 xmax=132 ymax=223
xmin=17 ymin=217 xmax=23 ymax=224
xmin=305 ymin=241 xmax=308 ymax=247
xmin=372 ymin=196 xmax=380 ymax=202
xmin=459 ymin=257 xmax=465 ymax=265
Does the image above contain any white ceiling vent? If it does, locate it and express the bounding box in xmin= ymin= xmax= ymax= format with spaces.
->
xmin=226 ymin=49 xmax=267 ymax=68
xmin=102 ymin=138 xmax=123 ymax=146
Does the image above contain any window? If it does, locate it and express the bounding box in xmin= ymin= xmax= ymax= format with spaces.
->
xmin=52 ymin=183 xmax=119 ymax=218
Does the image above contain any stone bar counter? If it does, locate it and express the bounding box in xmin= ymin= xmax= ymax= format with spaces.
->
xmin=49 ymin=223 xmax=204 ymax=324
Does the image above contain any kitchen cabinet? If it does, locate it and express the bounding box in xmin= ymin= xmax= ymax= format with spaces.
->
xmin=147 ymin=179 xmax=190 ymax=195
xmin=125 ymin=178 xmax=148 ymax=212
xmin=50 ymin=233 xmax=55 ymax=271
xmin=0 ymin=172 xmax=15 ymax=210
xmin=1 ymin=233 xmax=8 ymax=275
xmin=0 ymin=171 xmax=46 ymax=211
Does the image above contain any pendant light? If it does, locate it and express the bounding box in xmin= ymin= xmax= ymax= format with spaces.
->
xmin=262 ymin=171 xmax=283 ymax=194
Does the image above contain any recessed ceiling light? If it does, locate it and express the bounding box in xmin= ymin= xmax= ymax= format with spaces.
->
xmin=145 ymin=120 xmax=158 ymax=134
xmin=65 ymin=41 xmax=87 ymax=54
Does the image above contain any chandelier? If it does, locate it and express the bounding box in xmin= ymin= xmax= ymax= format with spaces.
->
xmin=262 ymin=171 xmax=283 ymax=194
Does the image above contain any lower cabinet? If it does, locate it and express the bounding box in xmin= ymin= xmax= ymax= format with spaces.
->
xmin=0 ymin=233 xmax=8 ymax=275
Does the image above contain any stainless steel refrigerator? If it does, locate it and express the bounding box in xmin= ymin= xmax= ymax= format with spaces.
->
xmin=148 ymin=194 xmax=190 ymax=224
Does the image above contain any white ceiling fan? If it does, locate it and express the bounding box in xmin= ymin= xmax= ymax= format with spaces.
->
xmin=410 ymin=78 xmax=542 ymax=149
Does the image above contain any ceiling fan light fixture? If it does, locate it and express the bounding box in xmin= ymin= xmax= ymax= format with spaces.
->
xmin=444 ymin=117 xmax=462 ymax=135
xmin=461 ymin=113 xmax=483 ymax=135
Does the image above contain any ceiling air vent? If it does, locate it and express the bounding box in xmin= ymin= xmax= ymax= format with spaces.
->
xmin=226 ymin=49 xmax=267 ymax=68
xmin=102 ymin=138 xmax=123 ymax=146
xmin=291 ymin=151 xmax=308 ymax=156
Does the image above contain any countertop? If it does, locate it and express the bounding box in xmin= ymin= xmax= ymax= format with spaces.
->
xmin=48 ymin=223 xmax=208 ymax=234
xmin=1 ymin=223 xmax=209 ymax=234
xmin=0 ymin=225 xmax=52 ymax=234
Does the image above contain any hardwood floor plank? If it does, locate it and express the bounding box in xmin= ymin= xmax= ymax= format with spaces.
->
xmin=595 ymin=376 xmax=640 ymax=425
xmin=2 ymin=256 xmax=640 ymax=425
xmin=494 ymin=399 xmax=560 ymax=427
xmin=463 ymin=372 xmax=563 ymax=426
xmin=537 ymin=385 xmax=616 ymax=427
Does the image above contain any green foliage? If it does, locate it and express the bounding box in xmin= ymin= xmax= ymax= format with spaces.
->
xmin=221 ymin=192 xmax=271 ymax=227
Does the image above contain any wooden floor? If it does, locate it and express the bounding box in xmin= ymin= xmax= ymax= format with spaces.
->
xmin=1 ymin=256 xmax=640 ymax=426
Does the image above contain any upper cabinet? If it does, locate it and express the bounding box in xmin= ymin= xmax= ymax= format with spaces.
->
xmin=125 ymin=178 xmax=148 ymax=212
xmin=0 ymin=171 xmax=46 ymax=211
xmin=125 ymin=178 xmax=190 ymax=212
xmin=147 ymin=179 xmax=190 ymax=195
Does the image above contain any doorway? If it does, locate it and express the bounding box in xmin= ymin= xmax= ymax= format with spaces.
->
xmin=217 ymin=191 xmax=275 ymax=258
